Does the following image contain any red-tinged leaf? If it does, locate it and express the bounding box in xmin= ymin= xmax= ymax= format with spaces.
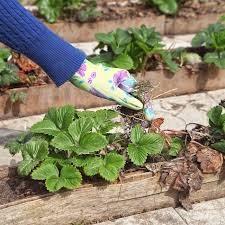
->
xmin=149 ymin=118 xmax=165 ymax=133
xmin=13 ymin=52 xmax=39 ymax=72
xmin=16 ymin=70 xmax=30 ymax=83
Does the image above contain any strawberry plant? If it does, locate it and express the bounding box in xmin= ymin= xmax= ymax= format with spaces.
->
xmin=191 ymin=22 xmax=225 ymax=69
xmin=0 ymin=48 xmax=20 ymax=87
xmin=36 ymin=0 xmax=101 ymax=23
xmin=142 ymin=0 xmax=178 ymax=15
xmin=77 ymin=0 xmax=102 ymax=22
xmin=9 ymin=91 xmax=27 ymax=103
xmin=89 ymin=25 xmax=178 ymax=73
xmin=6 ymin=105 xmax=165 ymax=192
xmin=207 ymin=105 xmax=225 ymax=152
xmin=127 ymin=124 xmax=164 ymax=165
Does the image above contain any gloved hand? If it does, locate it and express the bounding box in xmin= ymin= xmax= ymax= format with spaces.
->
xmin=70 ymin=59 xmax=155 ymax=120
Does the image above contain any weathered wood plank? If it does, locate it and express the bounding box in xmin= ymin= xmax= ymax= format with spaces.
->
xmin=45 ymin=16 xmax=165 ymax=43
xmin=165 ymin=13 xmax=223 ymax=35
xmin=0 ymin=170 xmax=224 ymax=225
xmin=1 ymin=66 xmax=225 ymax=120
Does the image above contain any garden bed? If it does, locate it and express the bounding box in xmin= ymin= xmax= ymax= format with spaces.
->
xmin=46 ymin=13 xmax=224 ymax=43
xmin=45 ymin=14 xmax=165 ymax=43
xmin=44 ymin=13 xmax=224 ymax=43
xmin=26 ymin=0 xmax=225 ymax=42
xmin=0 ymin=165 xmax=224 ymax=225
xmin=1 ymin=100 xmax=225 ymax=224
xmin=1 ymin=66 xmax=225 ymax=120
xmin=0 ymin=83 xmax=112 ymax=120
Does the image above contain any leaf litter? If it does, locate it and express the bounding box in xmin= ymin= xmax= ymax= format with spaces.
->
xmin=118 ymin=88 xmax=225 ymax=210
xmin=1 ymin=78 xmax=225 ymax=210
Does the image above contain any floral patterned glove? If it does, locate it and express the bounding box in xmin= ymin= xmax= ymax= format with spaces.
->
xmin=70 ymin=60 xmax=155 ymax=120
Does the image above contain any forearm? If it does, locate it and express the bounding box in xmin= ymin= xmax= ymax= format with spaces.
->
xmin=0 ymin=0 xmax=86 ymax=86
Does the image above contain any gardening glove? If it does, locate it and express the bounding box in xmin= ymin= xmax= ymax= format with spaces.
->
xmin=70 ymin=60 xmax=155 ymax=120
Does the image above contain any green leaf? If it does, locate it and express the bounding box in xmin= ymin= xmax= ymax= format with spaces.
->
xmin=45 ymin=176 xmax=64 ymax=192
xmin=95 ymin=33 xmax=114 ymax=44
xmin=111 ymin=54 xmax=134 ymax=70
xmin=204 ymin=52 xmax=225 ymax=69
xmin=151 ymin=0 xmax=178 ymax=15
xmin=104 ymin=152 xmax=125 ymax=171
xmin=77 ymin=5 xmax=101 ymax=22
xmin=114 ymin=29 xmax=132 ymax=46
xmin=141 ymin=133 xmax=165 ymax=155
xmin=68 ymin=118 xmax=93 ymax=141
xmin=32 ymin=164 xmax=59 ymax=180
xmin=5 ymin=139 xmax=22 ymax=156
xmin=42 ymin=154 xmax=69 ymax=166
xmin=83 ymin=157 xmax=104 ymax=176
xmin=18 ymin=160 xmax=40 ymax=177
xmin=130 ymin=124 xmax=144 ymax=144
xmin=99 ymin=121 xmax=120 ymax=134
xmin=51 ymin=132 xmax=107 ymax=154
xmin=169 ymin=137 xmax=183 ymax=157
xmin=60 ymin=165 xmax=82 ymax=190
xmin=0 ymin=63 xmax=20 ymax=86
xmin=83 ymin=153 xmax=125 ymax=182
xmin=0 ymin=48 xmax=11 ymax=60
xmin=9 ymin=91 xmax=27 ymax=104
xmin=99 ymin=165 xmax=118 ymax=182
xmin=76 ymin=110 xmax=96 ymax=118
xmin=219 ymin=14 xmax=225 ymax=22
xmin=191 ymin=31 xmax=207 ymax=47
xmin=160 ymin=51 xmax=178 ymax=73
xmin=31 ymin=119 xmax=61 ymax=137
xmin=211 ymin=140 xmax=225 ymax=153
xmin=78 ymin=133 xmax=108 ymax=154
xmin=71 ymin=156 xmax=87 ymax=167
xmin=208 ymin=106 xmax=223 ymax=127
xmin=37 ymin=0 xmax=63 ymax=23
xmin=45 ymin=105 xmax=75 ymax=131
xmin=51 ymin=132 xmax=75 ymax=151
xmin=128 ymin=128 xmax=164 ymax=165
xmin=95 ymin=110 xmax=119 ymax=123
xmin=99 ymin=153 xmax=125 ymax=182
xmin=18 ymin=141 xmax=49 ymax=176
xmin=107 ymin=133 xmax=123 ymax=144
xmin=88 ymin=52 xmax=113 ymax=65
xmin=127 ymin=144 xmax=148 ymax=166
xmin=46 ymin=165 xmax=82 ymax=192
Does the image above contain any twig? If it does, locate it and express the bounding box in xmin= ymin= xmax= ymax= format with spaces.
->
xmin=190 ymin=140 xmax=206 ymax=148
xmin=162 ymin=129 xmax=187 ymax=135
xmin=117 ymin=111 xmax=146 ymax=122
xmin=152 ymin=88 xmax=178 ymax=99
xmin=185 ymin=123 xmax=208 ymax=130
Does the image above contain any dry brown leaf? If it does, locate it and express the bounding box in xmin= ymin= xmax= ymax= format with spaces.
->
xmin=160 ymin=157 xmax=203 ymax=210
xmin=149 ymin=117 xmax=164 ymax=133
xmin=188 ymin=124 xmax=210 ymax=141
xmin=12 ymin=52 xmax=39 ymax=72
xmin=179 ymin=191 xmax=193 ymax=211
xmin=16 ymin=70 xmax=30 ymax=84
xmin=188 ymin=163 xmax=203 ymax=192
xmin=196 ymin=147 xmax=223 ymax=174
xmin=186 ymin=142 xmax=199 ymax=161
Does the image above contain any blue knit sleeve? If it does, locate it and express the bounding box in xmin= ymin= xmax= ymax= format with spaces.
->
xmin=0 ymin=0 xmax=86 ymax=86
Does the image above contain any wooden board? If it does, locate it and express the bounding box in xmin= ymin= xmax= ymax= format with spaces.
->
xmin=137 ymin=66 xmax=225 ymax=98
xmin=0 ymin=82 xmax=113 ymax=120
xmin=1 ymin=66 xmax=225 ymax=120
xmin=24 ymin=5 xmax=222 ymax=42
xmin=0 ymin=169 xmax=224 ymax=225
xmin=165 ymin=13 xmax=223 ymax=35
xmin=46 ymin=15 xmax=165 ymax=43
xmin=44 ymin=14 xmax=222 ymax=43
